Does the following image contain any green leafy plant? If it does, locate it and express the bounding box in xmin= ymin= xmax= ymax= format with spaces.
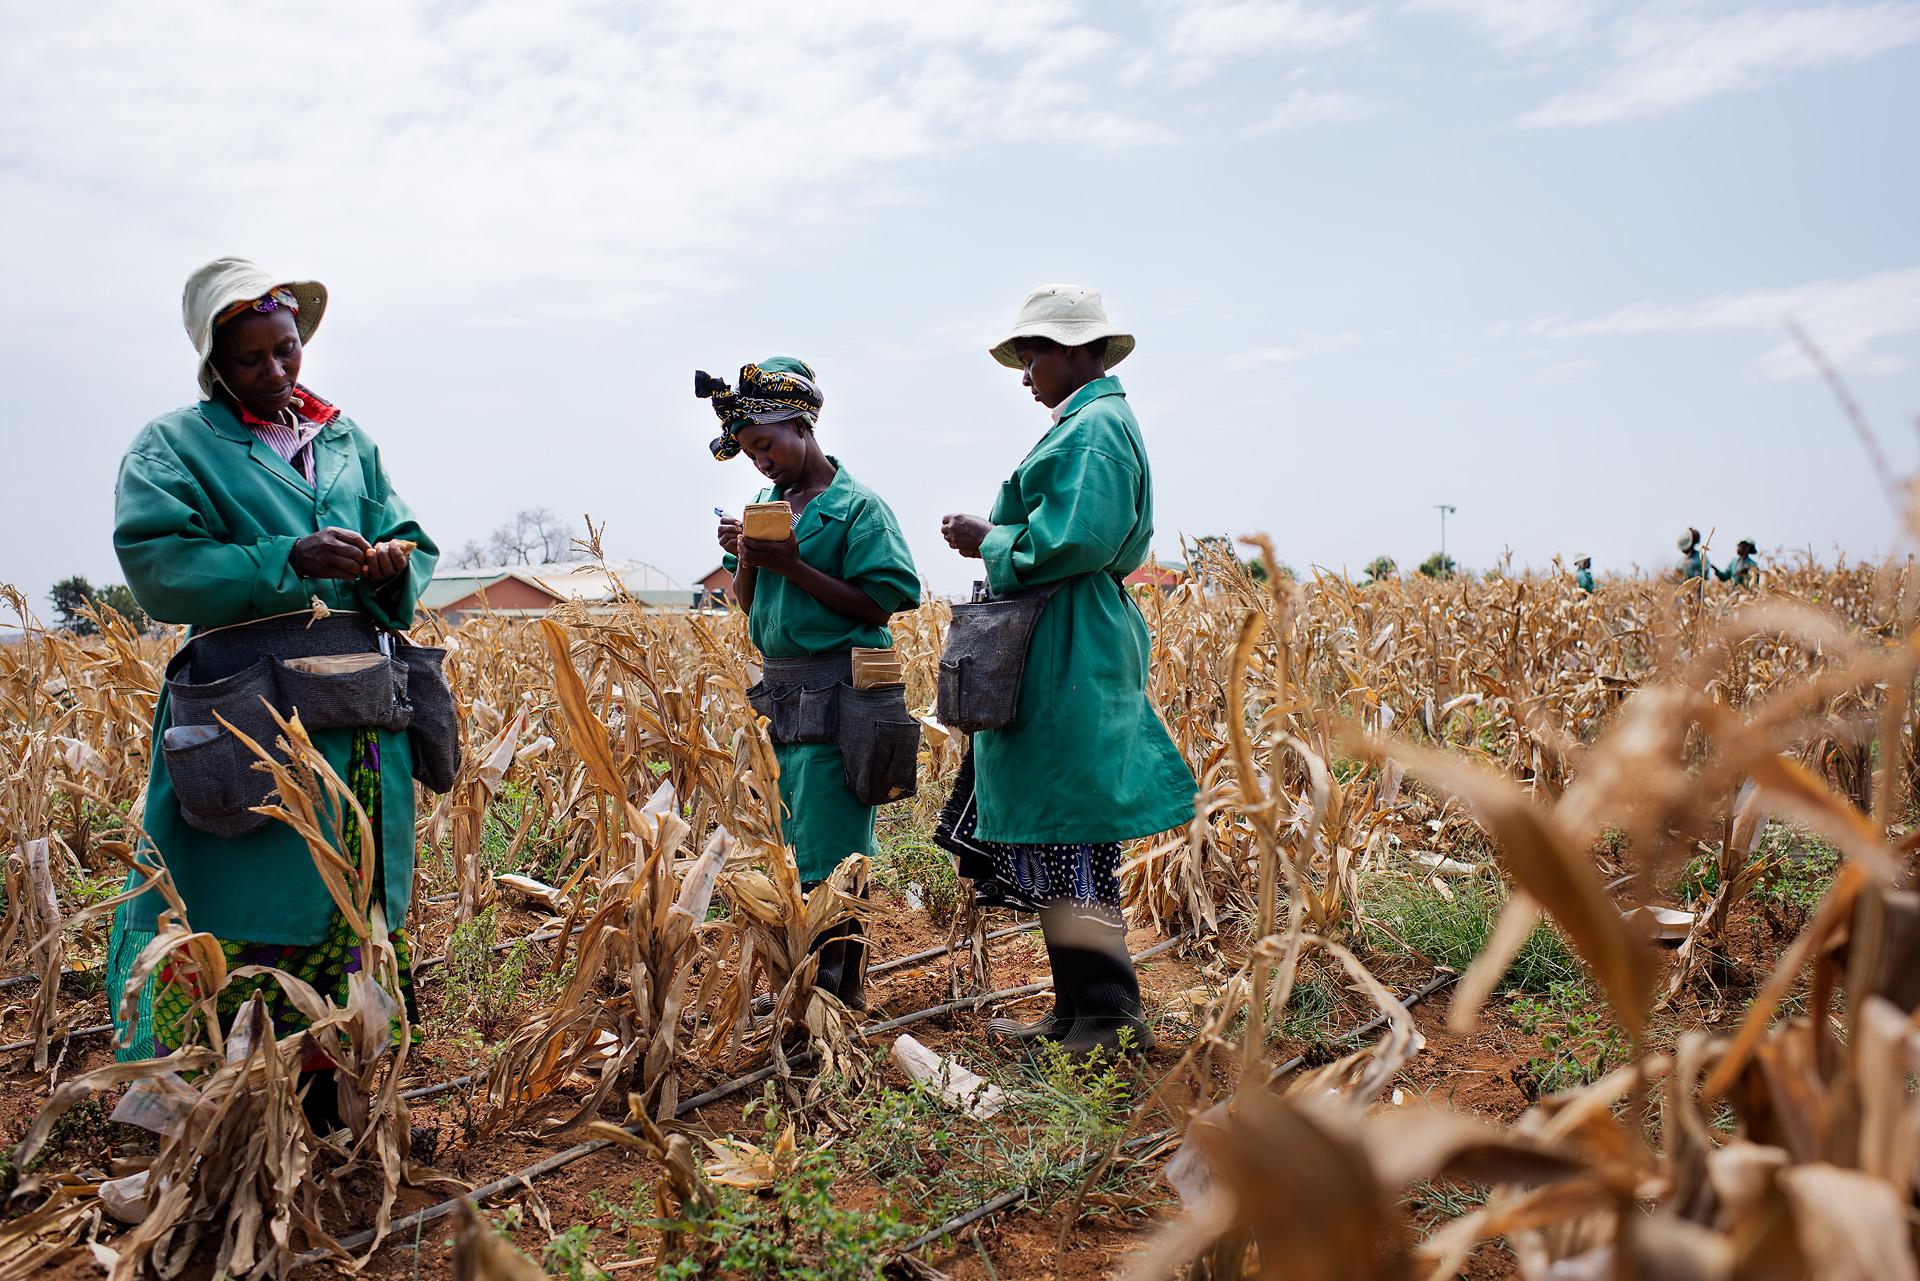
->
xmin=1510 ymin=980 xmax=1629 ymax=1097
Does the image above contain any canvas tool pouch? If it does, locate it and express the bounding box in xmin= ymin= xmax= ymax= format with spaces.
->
xmin=749 ymin=653 xmax=919 ymax=807
xmin=163 ymin=613 xmax=388 ymax=836
xmin=396 ymin=642 xmax=460 ymax=794
xmin=935 ymin=581 xmax=1065 ymax=733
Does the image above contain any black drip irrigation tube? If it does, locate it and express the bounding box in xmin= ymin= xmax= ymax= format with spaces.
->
xmin=327 ymin=931 xmax=1195 ymax=1257
xmin=6 ymin=918 xmax=1047 ymax=1064
xmin=398 ymin=921 xmax=1051 ymax=1105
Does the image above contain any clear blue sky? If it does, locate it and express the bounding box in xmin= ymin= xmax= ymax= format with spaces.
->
xmin=3 ymin=0 xmax=1917 ymax=612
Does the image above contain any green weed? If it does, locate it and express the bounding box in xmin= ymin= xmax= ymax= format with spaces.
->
xmin=1510 ymin=980 xmax=1629 ymax=1098
xmin=1360 ymin=872 xmax=1581 ymax=993
xmin=431 ymin=906 xmax=561 ymax=1040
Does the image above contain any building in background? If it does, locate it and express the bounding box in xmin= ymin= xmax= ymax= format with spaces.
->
xmin=1123 ymin=558 xmax=1187 ymax=593
xmin=695 ymin=565 xmax=734 ymax=608
xmin=421 ymin=559 xmax=691 ymax=621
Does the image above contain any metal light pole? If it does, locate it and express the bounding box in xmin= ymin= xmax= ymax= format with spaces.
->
xmin=1435 ymin=504 xmax=1456 ymax=566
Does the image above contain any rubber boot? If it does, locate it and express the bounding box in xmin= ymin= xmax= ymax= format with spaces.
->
xmin=986 ymin=927 xmax=1073 ymax=1044
xmin=1044 ymin=905 xmax=1155 ymax=1060
xmin=301 ymin=1069 xmax=343 ymax=1136
xmin=751 ymin=885 xmax=866 ymax=1016
xmin=813 ymin=917 xmax=868 ymax=1012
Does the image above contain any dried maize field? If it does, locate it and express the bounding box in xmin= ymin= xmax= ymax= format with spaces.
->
xmin=6 ymin=529 xmax=1920 ymax=1281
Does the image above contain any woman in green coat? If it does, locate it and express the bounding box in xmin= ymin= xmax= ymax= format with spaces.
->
xmin=1717 ymin=539 xmax=1760 ymax=586
xmin=938 ymin=285 xmax=1196 ymax=1059
xmin=708 ymin=357 xmax=920 ymax=1009
xmin=109 ymin=259 xmax=436 ymax=1121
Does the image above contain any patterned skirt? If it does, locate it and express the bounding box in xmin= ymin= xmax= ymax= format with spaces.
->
xmin=934 ymin=751 xmax=1123 ymax=913
xmin=150 ymin=728 xmax=416 ymax=1070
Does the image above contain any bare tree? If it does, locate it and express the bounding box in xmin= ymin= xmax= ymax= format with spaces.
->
xmin=448 ymin=539 xmax=490 ymax=569
xmin=455 ymin=509 xmax=581 ymax=567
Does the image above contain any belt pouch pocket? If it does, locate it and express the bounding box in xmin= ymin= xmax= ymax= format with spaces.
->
xmin=398 ymin=644 xmax=460 ymax=793
xmin=751 ymin=682 xmax=840 ymax=745
xmin=837 ymin=684 xmax=921 ymax=806
xmin=274 ymin=653 xmax=409 ymax=731
xmin=164 ymin=725 xmax=274 ymax=837
xmin=162 ymin=658 xmax=283 ymax=835
xmin=934 ymin=586 xmax=1059 ymax=732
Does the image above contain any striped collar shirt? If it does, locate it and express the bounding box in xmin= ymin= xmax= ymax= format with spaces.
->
xmin=235 ymin=386 xmax=340 ymax=487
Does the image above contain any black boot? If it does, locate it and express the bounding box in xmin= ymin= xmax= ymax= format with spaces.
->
xmin=1044 ymin=906 xmax=1154 ymax=1060
xmin=813 ymin=917 xmax=868 ymax=1012
xmin=986 ymin=927 xmax=1073 ymax=1044
xmin=300 ymin=1069 xmax=343 ymax=1135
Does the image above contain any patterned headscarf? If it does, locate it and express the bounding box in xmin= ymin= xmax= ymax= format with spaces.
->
xmin=215 ymin=287 xmax=299 ymax=330
xmin=699 ymin=356 xmax=824 ymax=460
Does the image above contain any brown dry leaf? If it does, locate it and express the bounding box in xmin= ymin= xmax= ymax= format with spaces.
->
xmin=451 ymin=1198 xmax=546 ymax=1281
xmin=1356 ymin=731 xmax=1654 ymax=1042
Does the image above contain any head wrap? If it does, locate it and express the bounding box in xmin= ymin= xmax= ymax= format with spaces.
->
xmin=1677 ymin=528 xmax=1700 ymax=552
xmin=698 ymin=357 xmax=824 ymax=460
xmin=215 ymin=287 xmax=299 ymax=329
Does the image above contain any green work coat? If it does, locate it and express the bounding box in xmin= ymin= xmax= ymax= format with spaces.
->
xmin=114 ymin=398 xmax=437 ymax=945
xmin=1574 ymin=568 xmax=1595 ymax=593
xmin=725 ymin=460 xmax=920 ymax=882
xmin=1718 ymin=555 xmax=1758 ymax=586
xmin=1678 ymin=548 xmax=1708 ymax=580
xmin=973 ymin=377 xmax=1196 ymax=845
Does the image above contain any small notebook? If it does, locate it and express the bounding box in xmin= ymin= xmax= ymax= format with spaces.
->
xmin=851 ymin=647 xmax=904 ymax=689
xmin=743 ymin=501 xmax=793 ymax=541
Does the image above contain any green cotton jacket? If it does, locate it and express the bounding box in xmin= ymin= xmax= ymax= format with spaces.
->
xmin=724 ymin=459 xmax=921 ymax=657
xmin=1679 ymin=549 xmax=1708 ymax=581
xmin=972 ymin=377 xmax=1196 ymax=845
xmin=721 ymin=459 xmax=919 ymax=882
xmin=1574 ymin=569 xmax=1595 ymax=593
xmin=1717 ymin=556 xmax=1759 ymax=586
xmin=114 ymin=399 xmax=437 ymax=945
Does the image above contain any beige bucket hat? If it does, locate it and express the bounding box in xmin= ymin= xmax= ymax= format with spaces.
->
xmin=182 ymin=257 xmax=327 ymax=398
xmin=989 ymin=283 xmax=1134 ymax=370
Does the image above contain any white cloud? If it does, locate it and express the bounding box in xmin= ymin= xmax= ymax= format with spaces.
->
xmin=1151 ymin=1 xmax=1375 ymax=83
xmin=1404 ymin=0 xmax=1597 ymax=51
xmin=0 ymin=0 xmax=1166 ymax=321
xmin=1541 ymin=266 xmax=1920 ymax=377
xmin=1520 ymin=3 xmax=1920 ymax=126
xmin=1220 ymin=345 xmax=1309 ymax=370
xmin=1242 ymin=87 xmax=1387 ymax=134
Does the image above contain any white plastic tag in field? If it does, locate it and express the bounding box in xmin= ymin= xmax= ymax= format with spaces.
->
xmin=110 ymin=1072 xmax=199 ymax=1137
xmin=1409 ymin=850 xmax=1478 ymax=877
xmin=890 ymin=1035 xmax=1006 ymax=1119
xmin=99 ymin=1169 xmax=151 ymax=1224
xmin=496 ymin=873 xmax=565 ymax=912
xmin=1624 ymin=904 xmax=1695 ymax=942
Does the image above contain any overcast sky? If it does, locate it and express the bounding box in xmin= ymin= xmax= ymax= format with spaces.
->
xmin=3 ymin=0 xmax=1918 ymax=614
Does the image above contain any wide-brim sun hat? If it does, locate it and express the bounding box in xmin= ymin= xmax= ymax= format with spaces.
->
xmin=183 ymin=257 xmax=327 ymax=398
xmin=989 ymin=283 xmax=1134 ymax=370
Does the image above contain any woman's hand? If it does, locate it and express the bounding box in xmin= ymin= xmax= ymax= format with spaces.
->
xmin=292 ymin=527 xmax=373 ymax=580
xmin=717 ymin=517 xmax=743 ymax=557
xmin=738 ymin=534 xmax=802 ymax=576
xmin=363 ymin=540 xmax=415 ymax=582
xmin=941 ymin=514 xmax=991 ymax=559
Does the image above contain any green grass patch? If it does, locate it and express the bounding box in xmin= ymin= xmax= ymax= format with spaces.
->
xmin=1359 ymin=871 xmax=1581 ymax=993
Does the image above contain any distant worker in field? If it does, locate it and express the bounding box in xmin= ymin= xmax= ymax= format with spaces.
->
xmin=937 ymin=284 xmax=1197 ymax=1060
xmin=109 ymin=258 xmax=442 ymax=1137
xmin=1677 ymin=528 xmax=1709 ymax=581
xmin=1718 ymin=539 xmax=1760 ymax=587
xmin=1573 ymin=555 xmax=1595 ymax=593
xmin=709 ymin=357 xmax=921 ymax=1012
